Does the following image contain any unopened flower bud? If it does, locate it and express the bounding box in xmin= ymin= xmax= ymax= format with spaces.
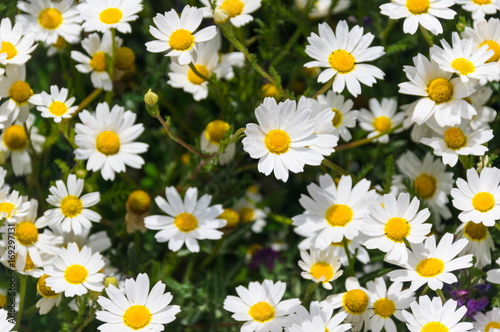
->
xmin=127 ymin=190 xmax=151 ymax=215
xmin=214 ymin=8 xmax=230 ymax=24
xmin=144 ymin=89 xmax=159 ymax=117
xmin=104 ymin=277 xmax=118 ymax=288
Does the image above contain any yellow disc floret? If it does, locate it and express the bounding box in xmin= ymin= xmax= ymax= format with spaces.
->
xmin=373 ymin=298 xmax=396 ymax=318
xmin=205 ymin=120 xmax=230 ymax=145
xmin=49 ymin=101 xmax=68 ymax=116
xmin=451 ymin=58 xmax=475 ymax=76
xmin=90 ymin=51 xmax=107 ymax=72
xmin=328 ymin=50 xmax=356 ymax=74
xmin=9 ymin=81 xmax=33 ymax=105
xmin=38 ymin=8 xmax=63 ymax=30
xmin=188 ymin=64 xmax=210 ymax=85
xmin=427 ymin=78 xmax=453 ymax=104
xmin=0 ymin=202 xmax=16 ymax=218
xmin=310 ymin=262 xmax=334 ymax=282
xmin=15 ymin=221 xmax=39 ymax=246
xmin=219 ymin=208 xmax=240 ymax=229
xmin=486 ymin=322 xmax=500 ymax=332
xmin=169 ymin=29 xmax=195 ymax=51
xmin=3 ymin=125 xmax=28 ymax=151
xmin=414 ymin=174 xmax=437 ymax=199
xmin=64 ymin=264 xmax=88 ymax=284
xmin=343 ymin=289 xmax=369 ymax=315
xmin=220 ymin=0 xmax=245 ymax=17
xmin=444 ymin=127 xmax=467 ymax=150
xmin=115 ymin=47 xmax=136 ymax=70
xmin=127 ymin=190 xmax=151 ymax=215
xmin=331 ymin=109 xmax=343 ymax=128
xmin=421 ymin=321 xmax=449 ymax=332
xmin=37 ymin=274 xmax=58 ymax=298
xmin=384 ymin=217 xmax=410 ymax=242
xmin=480 ymin=40 xmax=500 ymax=63
xmin=0 ymin=41 xmax=17 ymax=60
xmin=264 ymin=129 xmax=291 ymax=155
xmin=60 ymin=195 xmax=83 ymax=218
xmin=239 ymin=207 xmax=255 ymax=223
xmin=472 ymin=192 xmax=495 ymax=212
xmin=174 ymin=212 xmax=198 ymax=232
xmin=249 ymin=302 xmax=275 ymax=323
xmin=464 ymin=221 xmax=488 ymax=241
xmin=99 ymin=8 xmax=123 ymax=24
xmin=406 ymin=0 xmax=430 ymax=15
xmin=96 ymin=131 xmax=120 ymax=155
xmin=473 ymin=0 xmax=492 ymax=4
xmin=372 ymin=116 xmax=392 ymax=133
xmin=123 ymin=305 xmax=152 ymax=330
xmin=325 ymin=204 xmax=353 ymax=227
xmin=416 ymin=258 xmax=444 ymax=277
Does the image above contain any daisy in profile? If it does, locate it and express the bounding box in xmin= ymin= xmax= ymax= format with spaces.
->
xmin=366 ymin=278 xmax=415 ymax=332
xmin=242 ymin=98 xmax=323 ymax=182
xmin=16 ymin=0 xmax=82 ymax=45
xmin=456 ymin=0 xmax=500 ymax=21
xmin=402 ymin=296 xmax=473 ymax=332
xmin=30 ymin=85 xmax=78 ymax=123
xmin=316 ymin=91 xmax=358 ymax=142
xmin=77 ymin=0 xmax=143 ymax=34
xmin=474 ymin=307 xmax=500 ymax=332
xmin=295 ymin=0 xmax=351 ymax=19
xmin=288 ymin=301 xmax=351 ymax=332
xmin=0 ymin=309 xmax=14 ymax=332
xmin=74 ymin=102 xmax=148 ymax=181
xmin=361 ymin=193 xmax=432 ymax=265
xmin=298 ymin=247 xmax=343 ymax=289
xmin=0 ymin=18 xmax=37 ymax=68
xmin=451 ymin=167 xmax=500 ymax=227
xmin=41 ymin=174 xmax=101 ymax=234
xmin=388 ymin=233 xmax=473 ymax=291
xmin=200 ymin=119 xmax=236 ymax=165
xmin=45 ymin=243 xmax=105 ymax=297
xmin=380 ymin=0 xmax=456 ymax=35
xmin=0 ymin=190 xmax=30 ymax=223
xmin=223 ymin=280 xmax=301 ymax=332
xmin=358 ymin=98 xmax=405 ymax=144
xmin=305 ymin=21 xmax=385 ymax=97
xmin=146 ymin=5 xmax=217 ymax=65
xmin=36 ymin=274 xmax=62 ymax=315
xmin=463 ymin=18 xmax=500 ymax=65
xmin=456 ymin=221 xmax=494 ymax=268
xmin=144 ymin=186 xmax=226 ymax=252
xmin=96 ymin=273 xmax=181 ymax=331
xmin=0 ymin=65 xmax=35 ymax=126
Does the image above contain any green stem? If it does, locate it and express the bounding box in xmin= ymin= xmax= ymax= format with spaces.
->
xmin=105 ymin=28 xmax=116 ymax=104
xmin=312 ymin=77 xmax=334 ymax=98
xmin=381 ymin=19 xmax=396 ymax=46
xmin=14 ymin=274 xmax=27 ymax=331
xmin=436 ymin=288 xmax=446 ymax=304
xmin=419 ymin=25 xmax=434 ymax=47
xmin=270 ymin=27 xmax=303 ymax=68
xmin=188 ymin=63 xmax=210 ymax=81
xmin=199 ymin=238 xmax=224 ymax=270
xmin=75 ymin=307 xmax=96 ymax=332
xmin=335 ymin=124 xmax=403 ymax=151
xmin=302 ymin=282 xmax=319 ymax=308
xmin=68 ymin=88 xmax=103 ymax=121
xmin=343 ymin=237 xmax=355 ymax=276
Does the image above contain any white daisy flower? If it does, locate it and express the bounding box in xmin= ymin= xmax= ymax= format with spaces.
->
xmin=36 ymin=274 xmax=62 ymax=315
xmin=431 ymin=32 xmax=500 ymax=84
xmin=74 ymin=102 xmax=148 ymax=181
xmin=52 ymin=225 xmax=112 ymax=254
xmin=234 ymin=195 xmax=268 ymax=234
xmin=223 ymin=280 xmax=301 ymax=332
xmin=293 ymin=174 xmax=376 ymax=250
xmin=456 ymin=0 xmax=500 ymax=22
xmin=242 ymin=97 xmax=323 ymax=182
xmin=214 ymin=0 xmax=261 ymax=27
xmin=305 ymin=21 xmax=385 ymax=97
xmin=463 ymin=17 xmax=500 ymax=65
xmin=200 ymin=119 xmax=236 ymax=165
xmin=450 ymin=167 xmax=500 ymax=227
xmin=473 ymin=307 xmax=500 ymax=332
xmin=144 ymin=186 xmax=226 ymax=252
xmin=402 ymin=296 xmax=473 ymax=332
xmin=326 ymin=237 xmax=370 ymax=266
xmin=287 ymin=301 xmax=351 ymax=332
xmin=361 ymin=193 xmax=432 ymax=265
xmin=316 ymin=91 xmax=359 ymax=142
xmin=487 ymin=258 xmax=500 ymax=284
xmin=358 ymin=98 xmax=405 ymax=144
xmin=96 ymin=273 xmax=180 ymax=331
xmin=0 ymin=190 xmax=30 ymax=223
xmin=298 ymin=247 xmax=343 ymax=289
xmin=0 ymin=309 xmax=14 ymax=332
xmin=387 ymin=233 xmax=473 ymax=291
xmin=366 ymin=278 xmax=415 ymax=332
xmin=399 ymin=54 xmax=477 ymax=127
xmin=41 ymin=174 xmax=101 ymax=235
xmin=146 ymin=5 xmax=217 ymax=65
xmin=77 ymin=0 xmax=143 ymax=34
xmin=456 ymin=221 xmax=494 ymax=268
xmin=0 ymin=65 xmax=35 ymax=126
xmin=295 ymin=0 xmax=351 ymax=19
xmin=467 ymin=86 xmax=497 ymax=130
xmin=30 ymin=85 xmax=78 ymax=123
xmin=380 ymin=0 xmax=456 ymax=35
xmin=0 ymin=18 xmax=37 ymax=69
xmin=16 ymin=0 xmax=82 ymax=45
xmin=45 ymin=243 xmax=105 ymax=297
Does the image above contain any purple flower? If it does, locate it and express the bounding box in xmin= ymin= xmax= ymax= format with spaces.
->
xmin=249 ymin=247 xmax=280 ymax=271
xmin=466 ymin=297 xmax=488 ymax=319
xmin=450 ymin=289 xmax=469 ymax=307
xmin=472 ymin=283 xmax=492 ymax=294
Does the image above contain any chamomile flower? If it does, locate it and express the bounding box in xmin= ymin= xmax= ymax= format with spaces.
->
xmin=214 ymin=0 xmax=261 ymax=27
xmin=287 ymin=302 xmax=351 ymax=332
xmin=144 ymin=186 xmax=225 ymax=252
xmin=387 ymin=233 xmax=473 ymax=291
xmin=296 ymin=0 xmax=351 ymax=19
xmin=467 ymin=86 xmax=497 ymax=130
xmin=456 ymin=0 xmax=500 ymax=21
xmin=305 ymin=21 xmax=385 ymax=97
xmin=16 ymin=0 xmax=82 ymax=45
xmin=96 ymin=273 xmax=181 ymax=331
xmin=0 ymin=309 xmax=14 ymax=332
xmin=326 ymin=237 xmax=370 ymax=266
xmin=358 ymin=98 xmax=405 ymax=144
xmin=293 ymin=174 xmax=376 ymax=250
xmin=42 ymin=174 xmax=101 ymax=235
xmin=298 ymin=247 xmax=343 ymax=289
xmin=402 ymin=296 xmax=473 ymax=332
xmin=0 ymin=18 xmax=37 ymax=67
xmin=74 ymin=102 xmax=148 ymax=181
xmin=361 ymin=193 xmax=432 ymax=265
xmin=45 ymin=243 xmax=105 ymax=297
xmin=456 ymin=221 xmax=494 ymax=268
xmin=0 ymin=190 xmax=29 ymax=223
xmin=234 ymin=195 xmax=268 ymax=233
xmin=242 ymin=98 xmax=323 ymax=182
xmin=474 ymin=308 xmax=500 ymax=332
xmin=52 ymin=225 xmax=112 ymax=254
xmin=451 ymin=167 xmax=500 ymax=227
xmin=0 ymin=65 xmax=35 ymax=126
xmin=316 ymin=91 xmax=359 ymax=142
xmin=380 ymin=0 xmax=456 ymax=35
xmin=77 ymin=0 xmax=143 ymax=34
xmin=487 ymin=258 xmax=500 ymax=284
xmin=463 ymin=18 xmax=500 ymax=65
xmin=146 ymin=5 xmax=217 ymax=65
xmin=399 ymin=54 xmax=477 ymax=127
xmin=30 ymin=85 xmax=78 ymax=123
xmin=36 ymin=274 xmax=62 ymax=314
xmin=200 ymin=120 xmax=236 ymax=165
xmin=223 ymin=280 xmax=301 ymax=332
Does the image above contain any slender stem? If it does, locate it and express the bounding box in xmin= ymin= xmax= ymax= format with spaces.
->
xmin=105 ymin=28 xmax=116 ymax=104
xmin=381 ymin=19 xmax=396 ymax=46
xmin=270 ymin=27 xmax=303 ymax=68
xmin=302 ymin=283 xmax=319 ymax=308
xmin=58 ymin=123 xmax=77 ymax=149
xmin=69 ymin=88 xmax=103 ymax=120
xmin=199 ymin=238 xmax=224 ymax=270
xmin=335 ymin=124 xmax=403 ymax=151
xmin=343 ymin=237 xmax=355 ymax=276
xmin=436 ymin=288 xmax=446 ymax=304
xmin=419 ymin=26 xmax=434 ymax=47
xmin=188 ymin=63 xmax=210 ymax=81
xmin=14 ymin=275 xmax=27 ymax=331
xmin=75 ymin=307 xmax=96 ymax=332
xmin=312 ymin=77 xmax=334 ymax=99
xmin=134 ymin=230 xmax=141 ymax=259
xmin=321 ymin=159 xmax=351 ymax=176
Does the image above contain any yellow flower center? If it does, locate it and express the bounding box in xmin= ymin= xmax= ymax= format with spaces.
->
xmin=169 ymin=29 xmax=195 ymax=51
xmin=205 ymin=120 xmax=230 ymax=145
xmin=261 ymin=83 xmax=279 ymax=98
xmin=49 ymin=101 xmax=68 ymax=116
xmin=310 ymin=262 xmax=334 ymax=282
xmin=472 ymin=192 xmax=495 ymax=212
xmin=473 ymin=0 xmax=492 ymax=4
xmin=464 ymin=221 xmax=488 ymax=241
xmin=96 ymin=131 xmax=120 ymax=155
xmin=38 ymin=8 xmax=63 ymax=30
xmin=15 ymin=252 xmax=35 ymax=271
xmin=416 ymin=258 xmax=444 ymax=277
xmin=385 ymin=217 xmax=411 ymax=242
xmin=249 ymin=302 xmax=275 ymax=323
xmin=406 ymin=0 xmax=430 ymax=15
xmin=264 ymin=129 xmax=291 ymax=155
xmin=9 ymin=81 xmax=33 ymax=105
xmin=451 ymin=58 xmax=475 ymax=76
xmin=0 ymin=295 xmax=6 ymax=308
xmin=3 ymin=125 xmax=28 ymax=151
xmin=174 ymin=212 xmax=198 ymax=232
xmin=115 ymin=46 xmax=136 ymax=70
xmin=60 ymin=195 xmax=83 ymax=218
xmin=127 ymin=190 xmax=151 ymax=215
xmin=427 ymin=78 xmax=453 ymax=104
xmin=486 ymin=322 xmax=500 ymax=332
xmin=444 ymin=127 xmax=467 ymax=150
xmin=331 ymin=109 xmax=343 ymax=128
xmin=372 ymin=116 xmax=392 ymax=133
xmin=325 ymin=204 xmax=353 ymax=227
xmin=90 ymin=51 xmax=107 ymax=72
xmin=220 ymin=208 xmax=240 ymax=229
xmin=328 ymin=50 xmax=356 ymax=74
xmin=373 ymin=298 xmax=396 ymax=318
xmin=0 ymin=202 xmax=15 ymax=219
xmin=414 ymin=174 xmax=437 ymax=199
xmin=421 ymin=322 xmax=449 ymax=332
xmin=343 ymin=289 xmax=369 ymax=315
xmin=220 ymin=0 xmax=245 ymax=17
xmin=64 ymin=264 xmax=88 ymax=284
xmin=53 ymin=36 xmax=66 ymax=50
xmin=239 ymin=207 xmax=255 ymax=223
xmin=480 ymin=40 xmax=500 ymax=63
xmin=37 ymin=274 xmax=58 ymax=298
xmin=123 ymin=305 xmax=152 ymax=330
xmin=0 ymin=41 xmax=17 ymax=60
xmin=99 ymin=8 xmax=123 ymax=24
xmin=15 ymin=221 xmax=39 ymax=246
xmin=188 ymin=64 xmax=210 ymax=85
xmin=330 ymin=239 xmax=349 ymax=247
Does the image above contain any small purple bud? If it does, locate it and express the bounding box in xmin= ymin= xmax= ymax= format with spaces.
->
xmin=473 ymin=283 xmax=492 ymax=293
